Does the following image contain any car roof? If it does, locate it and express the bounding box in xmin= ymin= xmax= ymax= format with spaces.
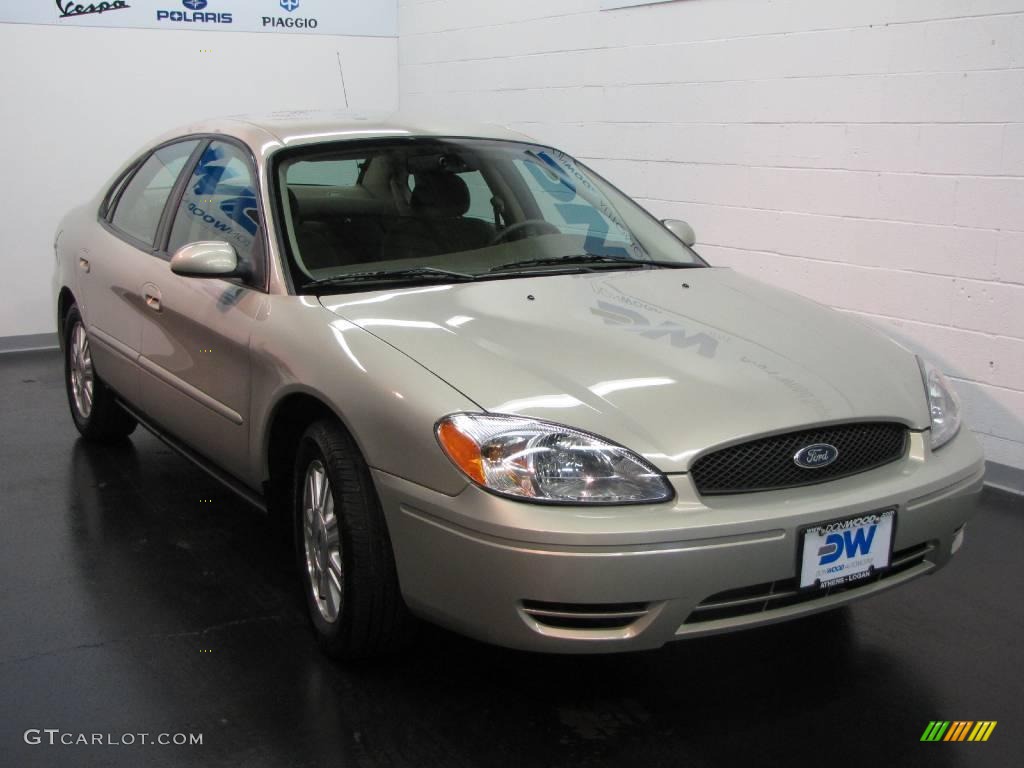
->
xmin=157 ymin=110 xmax=534 ymax=155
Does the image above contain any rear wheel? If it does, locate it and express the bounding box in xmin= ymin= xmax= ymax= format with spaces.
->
xmin=293 ymin=419 xmax=413 ymax=658
xmin=63 ymin=306 xmax=136 ymax=442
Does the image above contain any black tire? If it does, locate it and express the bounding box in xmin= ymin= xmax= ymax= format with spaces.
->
xmin=293 ymin=418 xmax=414 ymax=659
xmin=63 ymin=305 xmax=137 ymax=442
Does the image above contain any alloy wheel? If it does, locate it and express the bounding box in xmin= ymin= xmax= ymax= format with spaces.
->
xmin=302 ymin=459 xmax=344 ymax=623
xmin=69 ymin=322 xmax=94 ymax=420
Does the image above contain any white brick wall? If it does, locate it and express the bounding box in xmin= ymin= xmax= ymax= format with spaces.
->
xmin=399 ymin=0 xmax=1024 ymax=471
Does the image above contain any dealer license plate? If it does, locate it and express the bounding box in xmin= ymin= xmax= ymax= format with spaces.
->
xmin=799 ymin=510 xmax=895 ymax=589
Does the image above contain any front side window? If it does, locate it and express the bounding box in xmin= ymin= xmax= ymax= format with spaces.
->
xmin=272 ymin=138 xmax=705 ymax=293
xmin=168 ymin=141 xmax=262 ymax=280
xmin=110 ymin=140 xmax=199 ymax=246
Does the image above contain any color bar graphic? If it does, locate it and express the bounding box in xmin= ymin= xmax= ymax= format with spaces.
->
xmin=921 ymin=721 xmax=996 ymax=742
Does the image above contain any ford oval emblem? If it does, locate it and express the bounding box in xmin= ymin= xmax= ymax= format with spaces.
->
xmin=793 ymin=443 xmax=839 ymax=469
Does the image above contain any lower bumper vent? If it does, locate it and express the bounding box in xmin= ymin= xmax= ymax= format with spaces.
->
xmin=521 ymin=600 xmax=650 ymax=630
xmin=684 ymin=542 xmax=934 ymax=625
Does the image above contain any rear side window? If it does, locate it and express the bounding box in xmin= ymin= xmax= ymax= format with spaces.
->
xmin=110 ymin=141 xmax=199 ymax=246
xmin=168 ymin=141 xmax=262 ymax=278
xmin=459 ymin=170 xmax=495 ymax=222
xmin=100 ymin=166 xmax=135 ymax=220
xmin=286 ymin=159 xmax=361 ymax=186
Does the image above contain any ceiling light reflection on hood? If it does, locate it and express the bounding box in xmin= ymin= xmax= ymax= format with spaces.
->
xmin=589 ymin=377 xmax=675 ymax=397
xmin=490 ymin=394 xmax=588 ymax=413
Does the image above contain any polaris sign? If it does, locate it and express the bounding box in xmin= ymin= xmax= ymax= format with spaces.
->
xmin=157 ymin=0 xmax=232 ymax=25
xmin=5 ymin=1 xmax=395 ymax=36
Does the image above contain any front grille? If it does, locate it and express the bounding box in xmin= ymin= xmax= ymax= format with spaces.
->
xmin=520 ymin=600 xmax=649 ymax=630
xmin=683 ymin=542 xmax=933 ymax=625
xmin=690 ymin=422 xmax=908 ymax=495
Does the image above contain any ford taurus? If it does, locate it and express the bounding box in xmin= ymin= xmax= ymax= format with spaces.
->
xmin=53 ymin=112 xmax=984 ymax=657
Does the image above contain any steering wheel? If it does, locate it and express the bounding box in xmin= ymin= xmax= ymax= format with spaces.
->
xmin=490 ymin=219 xmax=560 ymax=245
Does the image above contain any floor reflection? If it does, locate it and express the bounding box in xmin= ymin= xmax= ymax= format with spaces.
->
xmin=53 ymin=437 xmax=960 ymax=768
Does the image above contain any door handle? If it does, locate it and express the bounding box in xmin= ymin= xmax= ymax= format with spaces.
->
xmin=78 ymin=257 xmax=90 ymax=273
xmin=143 ymin=284 xmax=162 ymax=312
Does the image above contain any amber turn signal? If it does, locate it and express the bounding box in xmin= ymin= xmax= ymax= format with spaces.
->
xmin=437 ymin=419 xmax=486 ymax=484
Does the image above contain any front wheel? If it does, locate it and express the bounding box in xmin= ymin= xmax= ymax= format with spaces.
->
xmin=293 ymin=419 xmax=414 ymax=658
xmin=63 ymin=306 xmax=136 ymax=442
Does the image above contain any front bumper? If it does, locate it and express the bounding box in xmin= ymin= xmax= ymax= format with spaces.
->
xmin=376 ymin=429 xmax=985 ymax=653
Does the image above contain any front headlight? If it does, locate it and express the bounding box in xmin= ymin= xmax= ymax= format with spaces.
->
xmin=918 ymin=357 xmax=962 ymax=450
xmin=436 ymin=413 xmax=674 ymax=504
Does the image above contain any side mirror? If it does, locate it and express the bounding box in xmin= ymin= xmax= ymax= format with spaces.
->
xmin=170 ymin=241 xmax=238 ymax=278
xmin=662 ymin=219 xmax=696 ymax=247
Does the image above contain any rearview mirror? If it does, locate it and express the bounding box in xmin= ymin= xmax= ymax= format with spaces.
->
xmin=662 ymin=219 xmax=696 ymax=247
xmin=169 ymin=241 xmax=238 ymax=278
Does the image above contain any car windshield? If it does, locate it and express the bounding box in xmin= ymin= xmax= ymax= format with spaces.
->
xmin=273 ymin=138 xmax=705 ymax=292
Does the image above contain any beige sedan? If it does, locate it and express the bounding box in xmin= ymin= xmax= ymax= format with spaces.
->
xmin=53 ymin=112 xmax=984 ymax=657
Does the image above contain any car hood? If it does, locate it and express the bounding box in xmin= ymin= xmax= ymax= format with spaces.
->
xmin=319 ymin=268 xmax=928 ymax=473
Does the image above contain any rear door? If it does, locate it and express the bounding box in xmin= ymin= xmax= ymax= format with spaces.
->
xmin=81 ymin=140 xmax=200 ymax=404
xmin=134 ymin=139 xmax=268 ymax=481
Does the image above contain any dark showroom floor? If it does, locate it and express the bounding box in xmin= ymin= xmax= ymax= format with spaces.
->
xmin=0 ymin=349 xmax=1021 ymax=768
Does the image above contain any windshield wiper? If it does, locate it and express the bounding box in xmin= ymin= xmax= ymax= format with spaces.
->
xmin=487 ymin=255 xmax=702 ymax=274
xmin=307 ymin=266 xmax=477 ymax=290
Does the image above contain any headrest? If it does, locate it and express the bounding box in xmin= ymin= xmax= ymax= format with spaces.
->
xmin=410 ymin=172 xmax=470 ymax=218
